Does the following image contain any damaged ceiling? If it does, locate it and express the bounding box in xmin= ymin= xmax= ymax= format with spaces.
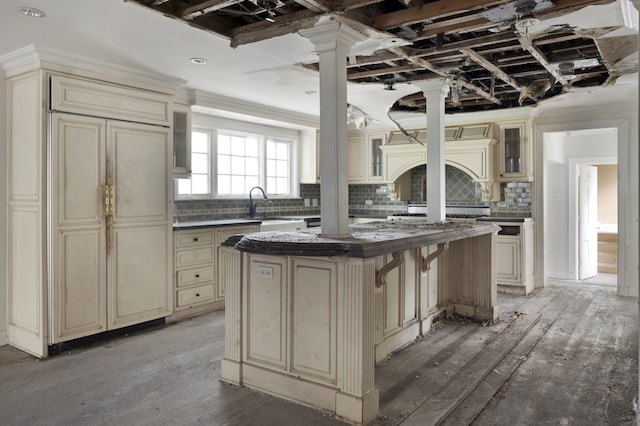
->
xmin=129 ymin=0 xmax=638 ymax=115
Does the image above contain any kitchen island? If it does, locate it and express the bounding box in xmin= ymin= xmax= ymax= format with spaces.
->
xmin=219 ymin=219 xmax=500 ymax=424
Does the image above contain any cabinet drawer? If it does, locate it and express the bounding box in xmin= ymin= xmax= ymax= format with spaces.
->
xmin=177 ymin=284 xmax=215 ymax=307
xmin=177 ymin=266 xmax=214 ymax=288
xmin=176 ymin=247 xmax=213 ymax=268
xmin=175 ymin=230 xmax=213 ymax=248
xmin=215 ymin=225 xmax=259 ymax=242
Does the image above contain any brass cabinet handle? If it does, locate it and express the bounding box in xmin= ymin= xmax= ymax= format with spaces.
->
xmin=102 ymin=184 xmax=108 ymax=218
xmin=101 ymin=184 xmax=115 ymax=219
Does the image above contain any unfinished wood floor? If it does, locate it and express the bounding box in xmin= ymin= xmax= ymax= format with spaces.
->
xmin=0 ymin=278 xmax=637 ymax=425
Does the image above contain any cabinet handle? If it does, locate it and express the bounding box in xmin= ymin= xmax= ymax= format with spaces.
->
xmin=193 ymin=237 xmax=199 ymax=242
xmin=195 ymin=274 xmax=200 ymax=278
xmin=195 ymin=293 xmax=200 ymax=297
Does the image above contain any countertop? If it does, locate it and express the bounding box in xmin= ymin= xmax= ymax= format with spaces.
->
xmin=230 ymin=219 xmax=500 ymax=258
xmin=173 ymin=218 xmax=262 ymax=230
xmin=476 ymin=217 xmax=533 ymax=223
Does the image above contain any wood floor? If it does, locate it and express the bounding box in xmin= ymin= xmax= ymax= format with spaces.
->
xmin=0 ymin=278 xmax=637 ymax=425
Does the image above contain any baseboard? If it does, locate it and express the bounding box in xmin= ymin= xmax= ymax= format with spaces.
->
xmin=0 ymin=330 xmax=8 ymax=347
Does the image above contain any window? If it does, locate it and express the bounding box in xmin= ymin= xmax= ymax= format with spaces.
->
xmin=176 ymin=128 xmax=296 ymax=199
xmin=177 ymin=130 xmax=210 ymax=196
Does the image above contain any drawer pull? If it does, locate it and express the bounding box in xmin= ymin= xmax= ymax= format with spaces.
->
xmin=195 ymin=274 xmax=200 ymax=278
xmin=193 ymin=237 xmax=199 ymax=242
xmin=195 ymin=293 xmax=200 ymax=297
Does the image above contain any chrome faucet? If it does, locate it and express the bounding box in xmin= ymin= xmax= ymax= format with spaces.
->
xmin=248 ymin=186 xmax=269 ymax=218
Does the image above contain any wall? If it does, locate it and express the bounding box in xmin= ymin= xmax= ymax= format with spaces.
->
xmin=536 ymin=100 xmax=638 ymax=298
xmin=597 ymin=164 xmax=618 ymax=226
xmin=0 ymin=68 xmax=7 ymax=345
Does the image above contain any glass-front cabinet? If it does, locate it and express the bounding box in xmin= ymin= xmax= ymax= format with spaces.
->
xmin=172 ymin=104 xmax=191 ymax=178
xmin=497 ymin=121 xmax=531 ymax=181
xmin=348 ymin=133 xmax=385 ymax=183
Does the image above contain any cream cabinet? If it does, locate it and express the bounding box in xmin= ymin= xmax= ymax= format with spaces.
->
xmin=171 ymin=224 xmax=258 ymax=319
xmin=7 ymin=70 xmax=173 ymax=357
xmin=496 ymin=121 xmax=533 ymax=181
xmin=495 ymin=220 xmax=534 ymax=295
xmin=172 ymin=104 xmax=191 ymax=178
xmin=348 ymin=133 xmax=385 ymax=183
xmin=299 ymin=129 xmax=319 ymax=184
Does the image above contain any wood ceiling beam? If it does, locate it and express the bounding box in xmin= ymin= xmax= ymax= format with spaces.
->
xmin=332 ymin=0 xmax=387 ymax=12
xmin=292 ymin=0 xmax=333 ymax=13
xmin=229 ymin=9 xmax=320 ymax=47
xmin=387 ymin=46 xmax=502 ymax=105
xmin=460 ymin=48 xmax=521 ymax=90
xmin=369 ymin=0 xmax=506 ymax=30
xmin=517 ymin=35 xmax=571 ymax=88
xmin=181 ymin=0 xmax=238 ymax=18
xmin=415 ymin=0 xmax=617 ymax=39
xmin=347 ymin=64 xmax=424 ymax=79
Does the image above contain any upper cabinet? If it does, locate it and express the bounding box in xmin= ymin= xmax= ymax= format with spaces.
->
xmin=299 ymin=130 xmax=386 ymax=184
xmin=496 ymin=121 xmax=533 ymax=181
xmin=299 ymin=129 xmax=320 ymax=184
xmin=172 ymin=104 xmax=191 ymax=178
xmin=348 ymin=132 xmax=385 ymax=183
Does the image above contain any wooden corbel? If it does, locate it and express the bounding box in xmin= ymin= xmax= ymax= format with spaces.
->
xmin=375 ymin=252 xmax=404 ymax=288
xmin=422 ymin=242 xmax=448 ymax=272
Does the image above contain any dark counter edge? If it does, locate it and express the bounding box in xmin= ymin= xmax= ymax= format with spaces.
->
xmin=224 ymin=222 xmax=501 ymax=259
xmin=173 ymin=218 xmax=262 ymax=230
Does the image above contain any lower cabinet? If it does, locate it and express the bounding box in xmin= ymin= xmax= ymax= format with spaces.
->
xmin=495 ymin=220 xmax=534 ymax=295
xmin=171 ymin=224 xmax=259 ymax=320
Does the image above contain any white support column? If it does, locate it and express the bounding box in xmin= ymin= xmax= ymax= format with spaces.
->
xmin=300 ymin=19 xmax=365 ymax=238
xmin=413 ymin=79 xmax=449 ymax=223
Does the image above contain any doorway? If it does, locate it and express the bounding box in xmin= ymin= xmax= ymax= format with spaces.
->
xmin=542 ymin=127 xmax=618 ymax=286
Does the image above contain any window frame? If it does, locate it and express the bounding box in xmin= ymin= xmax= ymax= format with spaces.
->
xmin=175 ymin=118 xmax=299 ymax=200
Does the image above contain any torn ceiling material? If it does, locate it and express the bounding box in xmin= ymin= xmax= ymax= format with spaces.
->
xmin=129 ymin=0 xmax=638 ymax=114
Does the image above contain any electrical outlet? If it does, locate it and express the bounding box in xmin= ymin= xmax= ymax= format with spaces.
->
xmin=257 ymin=266 xmax=273 ymax=279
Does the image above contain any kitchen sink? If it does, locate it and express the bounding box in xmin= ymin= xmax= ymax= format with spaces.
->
xmin=259 ymin=218 xmax=307 ymax=232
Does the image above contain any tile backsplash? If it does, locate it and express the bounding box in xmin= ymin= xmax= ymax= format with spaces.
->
xmin=174 ymin=177 xmax=533 ymax=221
xmin=410 ymin=165 xmax=483 ymax=204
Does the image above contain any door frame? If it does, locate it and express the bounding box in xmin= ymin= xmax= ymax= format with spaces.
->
xmin=536 ymin=117 xmax=627 ymax=295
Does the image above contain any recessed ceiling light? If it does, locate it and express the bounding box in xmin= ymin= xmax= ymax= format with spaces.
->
xmin=18 ymin=6 xmax=46 ymax=17
xmin=190 ymin=57 xmax=207 ymax=65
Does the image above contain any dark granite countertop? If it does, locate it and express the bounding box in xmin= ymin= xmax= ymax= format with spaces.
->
xmin=173 ymin=218 xmax=262 ymax=230
xmin=230 ymin=219 xmax=500 ymax=258
xmin=476 ymin=217 xmax=533 ymax=223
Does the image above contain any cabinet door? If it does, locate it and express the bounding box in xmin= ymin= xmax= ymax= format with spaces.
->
xmin=348 ymin=136 xmax=366 ymax=182
xmin=496 ymin=236 xmax=520 ymax=282
xmin=299 ymin=129 xmax=319 ymax=183
xmin=107 ymin=121 xmax=172 ymax=329
xmin=368 ymin=134 xmax=385 ymax=182
xmin=50 ymin=113 xmax=107 ymax=343
xmin=498 ymin=122 xmax=529 ymax=180
xmin=172 ymin=104 xmax=191 ymax=178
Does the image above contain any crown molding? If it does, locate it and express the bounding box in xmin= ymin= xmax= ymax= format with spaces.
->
xmin=192 ymin=89 xmax=319 ymax=129
xmin=0 ymin=44 xmax=187 ymax=94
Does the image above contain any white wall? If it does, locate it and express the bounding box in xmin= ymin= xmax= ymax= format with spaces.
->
xmin=0 ymin=68 xmax=7 ymax=345
xmin=535 ymin=100 xmax=638 ymax=297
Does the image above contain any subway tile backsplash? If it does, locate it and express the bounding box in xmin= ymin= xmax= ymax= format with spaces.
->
xmin=174 ymin=178 xmax=533 ymax=221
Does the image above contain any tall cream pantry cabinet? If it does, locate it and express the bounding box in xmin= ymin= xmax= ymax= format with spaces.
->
xmin=7 ymin=67 xmax=174 ymax=358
